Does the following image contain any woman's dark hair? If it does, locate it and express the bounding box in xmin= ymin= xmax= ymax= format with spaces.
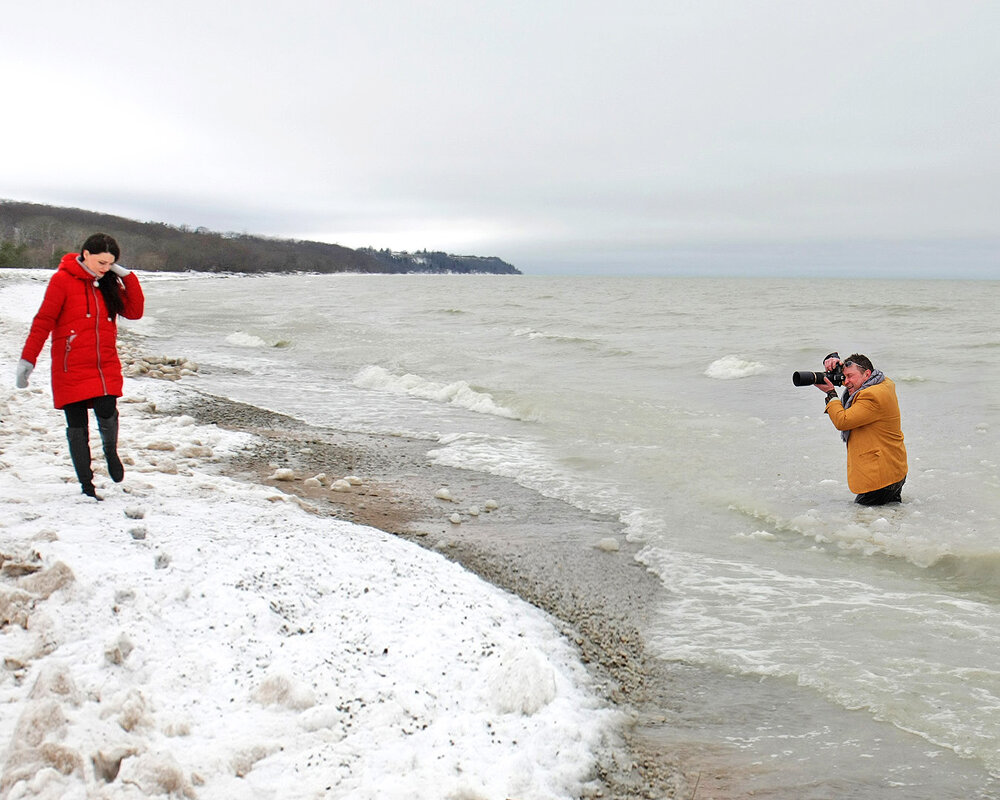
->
xmin=81 ymin=233 xmax=125 ymax=318
xmin=81 ymin=233 xmax=120 ymax=261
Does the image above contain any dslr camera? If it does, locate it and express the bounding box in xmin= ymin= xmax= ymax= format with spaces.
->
xmin=792 ymin=351 xmax=844 ymax=387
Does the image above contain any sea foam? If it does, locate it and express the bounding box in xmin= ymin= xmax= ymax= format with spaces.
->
xmin=353 ymin=365 xmax=519 ymax=419
xmin=704 ymin=355 xmax=769 ymax=380
xmin=225 ymin=331 xmax=270 ymax=348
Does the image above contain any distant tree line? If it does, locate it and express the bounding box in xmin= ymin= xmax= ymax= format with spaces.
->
xmin=358 ymin=247 xmax=520 ymax=275
xmin=0 ymin=200 xmax=520 ymax=275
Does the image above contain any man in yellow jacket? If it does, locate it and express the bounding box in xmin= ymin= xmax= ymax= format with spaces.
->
xmin=817 ymin=353 xmax=907 ymax=506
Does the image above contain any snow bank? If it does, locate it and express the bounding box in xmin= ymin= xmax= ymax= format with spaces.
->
xmin=0 ymin=280 xmax=615 ymax=799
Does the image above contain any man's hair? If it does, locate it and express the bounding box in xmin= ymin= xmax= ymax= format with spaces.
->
xmin=844 ymin=353 xmax=874 ymax=373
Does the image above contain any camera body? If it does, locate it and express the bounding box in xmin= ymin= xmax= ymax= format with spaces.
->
xmin=792 ymin=364 xmax=844 ymax=387
xmin=792 ymin=352 xmax=844 ymax=387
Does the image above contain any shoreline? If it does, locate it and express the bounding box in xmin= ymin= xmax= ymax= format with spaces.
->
xmin=164 ymin=386 xmax=695 ymax=798
xmin=0 ymin=269 xmax=692 ymax=797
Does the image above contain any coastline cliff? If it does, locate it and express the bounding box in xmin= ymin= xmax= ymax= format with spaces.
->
xmin=0 ymin=200 xmax=521 ymax=275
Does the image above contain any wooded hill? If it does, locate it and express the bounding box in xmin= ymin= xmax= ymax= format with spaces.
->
xmin=0 ymin=200 xmax=521 ymax=275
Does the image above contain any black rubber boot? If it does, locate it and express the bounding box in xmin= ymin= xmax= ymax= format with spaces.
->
xmin=67 ymin=427 xmax=102 ymax=500
xmin=97 ymin=412 xmax=124 ymax=483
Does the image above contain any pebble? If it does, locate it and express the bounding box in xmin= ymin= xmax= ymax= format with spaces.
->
xmin=124 ymin=507 xmax=145 ymax=520
xmin=595 ymin=538 xmax=620 ymax=552
xmin=270 ymin=468 xmax=296 ymax=482
xmin=330 ymin=479 xmax=352 ymax=492
xmin=449 ymin=514 xmax=463 ymax=525
xmin=129 ymin=527 xmax=147 ymax=541
xmin=484 ymin=499 xmax=499 ymax=511
xmin=434 ymin=488 xmax=454 ymax=501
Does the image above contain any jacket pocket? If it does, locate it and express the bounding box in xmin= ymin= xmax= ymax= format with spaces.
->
xmin=61 ymin=331 xmax=77 ymax=373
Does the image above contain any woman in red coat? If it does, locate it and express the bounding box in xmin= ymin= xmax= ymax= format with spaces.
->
xmin=16 ymin=233 xmax=145 ymax=499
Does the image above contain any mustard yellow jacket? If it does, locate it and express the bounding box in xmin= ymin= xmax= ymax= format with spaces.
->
xmin=825 ymin=379 xmax=907 ymax=494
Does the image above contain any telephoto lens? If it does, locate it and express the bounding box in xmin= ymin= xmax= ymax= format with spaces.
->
xmin=792 ymin=371 xmax=824 ymax=386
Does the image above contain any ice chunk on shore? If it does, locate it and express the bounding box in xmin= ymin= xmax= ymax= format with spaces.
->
xmin=487 ymin=643 xmax=558 ymax=715
xmin=252 ymin=673 xmax=316 ymax=710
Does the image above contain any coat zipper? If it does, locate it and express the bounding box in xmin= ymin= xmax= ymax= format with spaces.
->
xmin=90 ymin=282 xmax=108 ymax=395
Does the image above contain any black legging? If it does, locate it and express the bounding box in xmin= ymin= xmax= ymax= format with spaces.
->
xmin=63 ymin=395 xmax=118 ymax=430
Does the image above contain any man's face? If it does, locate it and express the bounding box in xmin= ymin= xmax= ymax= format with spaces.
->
xmin=843 ymin=364 xmax=871 ymax=392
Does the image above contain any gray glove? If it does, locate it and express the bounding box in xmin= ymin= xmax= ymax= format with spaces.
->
xmin=15 ymin=359 xmax=34 ymax=388
xmin=110 ymin=263 xmax=131 ymax=277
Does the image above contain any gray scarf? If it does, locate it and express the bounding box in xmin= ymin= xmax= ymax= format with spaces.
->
xmin=840 ymin=369 xmax=885 ymax=443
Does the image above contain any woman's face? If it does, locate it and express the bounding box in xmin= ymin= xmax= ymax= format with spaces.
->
xmin=82 ymin=249 xmax=116 ymax=277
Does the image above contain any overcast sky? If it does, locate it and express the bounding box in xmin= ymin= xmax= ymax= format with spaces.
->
xmin=2 ymin=1 xmax=998 ymax=275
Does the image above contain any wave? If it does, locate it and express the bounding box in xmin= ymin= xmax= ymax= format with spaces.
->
xmin=512 ymin=328 xmax=633 ymax=358
xmin=730 ymin=499 xmax=945 ymax=564
xmin=225 ymin=331 xmax=292 ymax=349
xmin=513 ymin=327 xmax=593 ymax=344
xmin=352 ymin=365 xmax=520 ymax=419
xmin=927 ymin=552 xmax=1000 ymax=596
xmin=704 ymin=355 xmax=769 ymax=380
xmin=512 ymin=327 xmax=610 ymax=349
xmin=729 ymin=499 xmax=1000 ymax=596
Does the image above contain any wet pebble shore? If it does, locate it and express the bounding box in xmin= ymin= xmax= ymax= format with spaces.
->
xmin=127 ymin=356 xmax=695 ymax=799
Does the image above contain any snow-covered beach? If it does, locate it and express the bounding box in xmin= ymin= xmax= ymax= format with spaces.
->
xmin=9 ymin=267 xmax=998 ymax=798
xmin=0 ymin=293 xmax=634 ymax=798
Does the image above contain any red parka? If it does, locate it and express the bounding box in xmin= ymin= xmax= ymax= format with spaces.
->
xmin=21 ymin=253 xmax=145 ymax=409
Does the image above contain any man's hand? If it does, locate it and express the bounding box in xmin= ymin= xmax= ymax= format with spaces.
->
xmin=823 ymin=356 xmax=842 ymax=372
xmin=816 ymin=377 xmax=836 ymax=394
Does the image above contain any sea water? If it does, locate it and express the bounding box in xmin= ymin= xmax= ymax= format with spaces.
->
xmin=48 ymin=273 xmax=1000 ymax=795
